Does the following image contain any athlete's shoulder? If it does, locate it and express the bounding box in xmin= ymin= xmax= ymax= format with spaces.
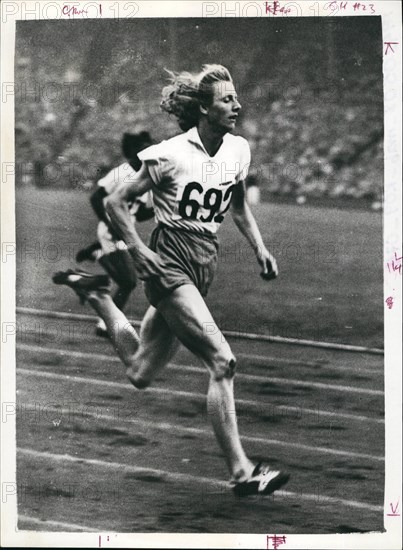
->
xmin=138 ymin=134 xmax=188 ymax=185
xmin=139 ymin=133 xmax=190 ymax=171
xmin=138 ymin=142 xmax=165 ymax=161
xmin=166 ymin=131 xmax=190 ymax=145
xmin=98 ymin=162 xmax=133 ymax=191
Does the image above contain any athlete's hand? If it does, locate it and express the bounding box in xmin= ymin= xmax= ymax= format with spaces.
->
xmin=128 ymin=245 xmax=165 ymax=280
xmin=256 ymin=247 xmax=278 ymax=281
xmin=106 ymin=223 xmax=121 ymax=242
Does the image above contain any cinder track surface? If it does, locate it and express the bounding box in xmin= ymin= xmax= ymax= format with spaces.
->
xmin=14 ymin=189 xmax=384 ymax=534
xmin=16 ymin=310 xmax=384 ymax=534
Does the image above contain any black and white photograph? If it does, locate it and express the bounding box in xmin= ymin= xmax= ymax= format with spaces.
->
xmin=1 ymin=1 xmax=401 ymax=547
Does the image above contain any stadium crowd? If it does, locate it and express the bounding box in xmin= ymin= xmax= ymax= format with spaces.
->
xmin=14 ymin=18 xmax=383 ymax=206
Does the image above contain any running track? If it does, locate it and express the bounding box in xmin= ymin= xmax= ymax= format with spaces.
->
xmin=15 ymin=308 xmax=384 ymax=534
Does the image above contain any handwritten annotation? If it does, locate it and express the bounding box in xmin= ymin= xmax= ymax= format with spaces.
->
xmin=267 ymin=535 xmax=287 ymax=549
xmin=384 ymin=42 xmax=399 ymax=55
xmin=265 ymin=2 xmax=292 ymax=15
xmin=386 ymin=501 xmax=400 ymax=517
xmin=63 ymin=4 xmax=102 ymax=17
xmin=386 ymin=252 xmax=402 ymax=275
xmin=324 ymin=1 xmax=376 ymax=13
xmin=99 ymin=534 xmax=110 ymax=548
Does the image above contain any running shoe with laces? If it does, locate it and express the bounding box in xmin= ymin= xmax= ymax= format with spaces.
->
xmin=232 ymin=463 xmax=290 ymax=497
xmin=52 ymin=269 xmax=111 ymax=304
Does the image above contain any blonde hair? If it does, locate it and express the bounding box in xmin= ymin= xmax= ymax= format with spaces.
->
xmin=160 ymin=64 xmax=233 ymax=131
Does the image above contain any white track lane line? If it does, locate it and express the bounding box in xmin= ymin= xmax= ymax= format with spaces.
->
xmin=18 ymin=515 xmax=99 ymax=532
xmin=17 ymin=358 xmax=385 ymax=424
xmin=16 ymin=374 xmax=384 ymax=462
xmin=18 ymin=448 xmax=384 ymax=513
xmin=17 ymin=336 xmax=383 ymax=375
xmin=17 ymin=344 xmax=383 ymax=396
xmin=18 ymin=403 xmax=386 ymax=462
xmin=239 ymin=352 xmax=381 ymax=374
xmin=16 ymin=307 xmax=384 ymax=355
xmin=16 ymin=367 xmax=384 ymax=425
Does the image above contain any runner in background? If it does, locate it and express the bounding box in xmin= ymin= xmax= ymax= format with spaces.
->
xmin=76 ymin=132 xmax=154 ymax=336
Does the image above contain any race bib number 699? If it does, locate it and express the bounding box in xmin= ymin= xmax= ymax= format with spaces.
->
xmin=177 ymin=181 xmax=236 ymax=224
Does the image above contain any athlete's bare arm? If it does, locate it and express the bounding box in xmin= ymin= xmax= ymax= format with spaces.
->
xmin=105 ymin=163 xmax=164 ymax=279
xmin=231 ymin=181 xmax=278 ymax=278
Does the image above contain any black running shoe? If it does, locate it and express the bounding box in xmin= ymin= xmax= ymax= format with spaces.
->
xmin=232 ymin=463 xmax=290 ymax=497
xmin=52 ymin=269 xmax=110 ymax=304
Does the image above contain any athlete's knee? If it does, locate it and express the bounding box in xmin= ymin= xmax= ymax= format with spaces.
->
xmin=130 ymin=373 xmax=151 ymax=389
xmin=126 ymin=353 xmax=153 ymax=389
xmin=126 ymin=364 xmax=151 ymax=390
xmin=212 ymin=355 xmax=236 ymax=381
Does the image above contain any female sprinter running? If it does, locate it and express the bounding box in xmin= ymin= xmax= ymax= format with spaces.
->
xmin=53 ymin=65 xmax=289 ymax=497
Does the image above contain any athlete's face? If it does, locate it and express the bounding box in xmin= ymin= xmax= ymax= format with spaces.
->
xmin=204 ymin=81 xmax=242 ymax=133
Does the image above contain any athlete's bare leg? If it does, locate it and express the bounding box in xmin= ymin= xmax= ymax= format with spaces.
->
xmin=99 ymin=250 xmax=137 ymax=311
xmin=127 ymin=305 xmax=180 ymax=388
xmin=86 ymin=291 xmax=179 ymax=386
xmin=87 ymin=283 xmax=253 ymax=481
xmin=157 ymin=284 xmax=255 ymax=482
xmin=86 ymin=291 xmax=140 ymax=364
